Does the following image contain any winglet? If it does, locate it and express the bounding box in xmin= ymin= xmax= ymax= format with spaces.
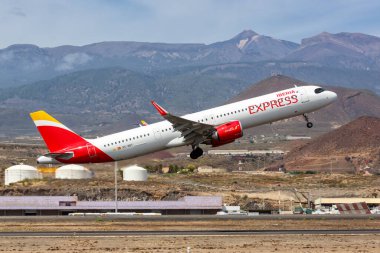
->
xmin=151 ymin=101 xmax=168 ymax=116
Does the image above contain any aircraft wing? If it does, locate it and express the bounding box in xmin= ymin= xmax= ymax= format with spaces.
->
xmin=151 ymin=101 xmax=215 ymax=146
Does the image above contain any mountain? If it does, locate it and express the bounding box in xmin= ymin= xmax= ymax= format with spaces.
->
xmin=0 ymin=30 xmax=299 ymax=88
xmin=2 ymin=30 xmax=380 ymax=95
xmin=285 ymin=32 xmax=380 ymax=70
xmin=206 ymin=30 xmax=299 ymax=62
xmin=284 ymin=116 xmax=380 ymax=172
xmin=0 ymin=68 xmax=156 ymax=114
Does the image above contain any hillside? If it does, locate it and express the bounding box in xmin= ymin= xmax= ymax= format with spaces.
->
xmin=284 ymin=116 xmax=380 ymax=172
xmin=285 ymin=32 xmax=380 ymax=71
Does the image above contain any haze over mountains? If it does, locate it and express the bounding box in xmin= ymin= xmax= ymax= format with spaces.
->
xmin=0 ymin=30 xmax=380 ymax=136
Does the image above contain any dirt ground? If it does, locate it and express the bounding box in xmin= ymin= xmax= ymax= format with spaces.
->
xmin=1 ymin=218 xmax=380 ymax=232
xmin=0 ymin=234 xmax=379 ymax=253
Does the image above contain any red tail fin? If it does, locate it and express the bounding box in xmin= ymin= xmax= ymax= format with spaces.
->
xmin=30 ymin=111 xmax=86 ymax=152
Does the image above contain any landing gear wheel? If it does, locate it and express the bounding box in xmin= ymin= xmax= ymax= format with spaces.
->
xmin=303 ymin=113 xmax=313 ymax=128
xmin=190 ymin=147 xmax=203 ymax=159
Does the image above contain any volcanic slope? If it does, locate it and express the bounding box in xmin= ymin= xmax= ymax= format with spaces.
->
xmin=285 ymin=116 xmax=380 ymax=172
xmin=228 ymin=75 xmax=380 ymax=135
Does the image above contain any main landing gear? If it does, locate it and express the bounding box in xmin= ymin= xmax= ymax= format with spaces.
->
xmin=303 ymin=113 xmax=313 ymax=128
xmin=190 ymin=146 xmax=203 ymax=159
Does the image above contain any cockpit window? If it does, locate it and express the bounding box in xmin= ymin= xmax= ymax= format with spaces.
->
xmin=314 ymin=88 xmax=325 ymax=94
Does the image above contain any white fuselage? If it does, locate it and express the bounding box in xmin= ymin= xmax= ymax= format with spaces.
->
xmin=88 ymin=85 xmax=337 ymax=160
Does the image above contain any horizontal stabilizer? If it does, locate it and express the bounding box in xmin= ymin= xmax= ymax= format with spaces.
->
xmin=44 ymin=152 xmax=74 ymax=160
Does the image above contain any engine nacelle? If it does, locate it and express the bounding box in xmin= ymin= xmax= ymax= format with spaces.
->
xmin=211 ymin=120 xmax=243 ymax=147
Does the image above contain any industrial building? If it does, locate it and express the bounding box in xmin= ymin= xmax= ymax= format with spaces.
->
xmin=4 ymin=164 xmax=42 ymax=185
xmin=314 ymin=197 xmax=380 ymax=209
xmin=122 ymin=165 xmax=148 ymax=181
xmin=207 ymin=149 xmax=284 ymax=156
xmin=0 ymin=196 xmax=222 ymax=216
xmin=55 ymin=164 xmax=93 ymax=179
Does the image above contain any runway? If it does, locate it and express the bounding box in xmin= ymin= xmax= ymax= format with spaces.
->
xmin=1 ymin=214 xmax=379 ymax=222
xmin=1 ymin=229 xmax=379 ymax=237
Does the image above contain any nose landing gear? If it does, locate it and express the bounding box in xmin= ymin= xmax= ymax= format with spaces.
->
xmin=303 ymin=114 xmax=313 ymax=128
xmin=190 ymin=146 xmax=203 ymax=159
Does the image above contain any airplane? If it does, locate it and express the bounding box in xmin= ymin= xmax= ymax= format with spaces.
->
xmin=30 ymin=85 xmax=337 ymax=164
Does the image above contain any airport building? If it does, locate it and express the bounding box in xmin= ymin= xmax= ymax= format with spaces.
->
xmin=314 ymin=197 xmax=380 ymax=209
xmin=0 ymin=196 xmax=222 ymax=216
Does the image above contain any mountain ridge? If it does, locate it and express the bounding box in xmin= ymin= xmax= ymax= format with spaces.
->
xmin=2 ymin=30 xmax=380 ymax=92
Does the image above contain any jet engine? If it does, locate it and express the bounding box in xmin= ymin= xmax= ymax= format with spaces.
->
xmin=211 ymin=120 xmax=243 ymax=147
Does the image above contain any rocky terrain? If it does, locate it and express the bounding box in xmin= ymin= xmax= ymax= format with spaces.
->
xmin=285 ymin=116 xmax=380 ymax=172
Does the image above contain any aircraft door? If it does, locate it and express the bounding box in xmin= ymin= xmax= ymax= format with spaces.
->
xmin=153 ymin=128 xmax=162 ymax=140
xmin=300 ymin=88 xmax=310 ymax=103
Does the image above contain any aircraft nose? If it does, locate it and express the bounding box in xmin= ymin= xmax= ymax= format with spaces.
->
xmin=329 ymin=91 xmax=338 ymax=101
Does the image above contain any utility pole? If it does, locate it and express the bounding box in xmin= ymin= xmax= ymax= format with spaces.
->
xmin=114 ymin=161 xmax=118 ymax=213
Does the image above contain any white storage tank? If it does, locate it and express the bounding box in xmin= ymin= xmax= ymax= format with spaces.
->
xmin=122 ymin=165 xmax=148 ymax=181
xmin=55 ymin=164 xmax=93 ymax=179
xmin=5 ymin=164 xmax=41 ymax=185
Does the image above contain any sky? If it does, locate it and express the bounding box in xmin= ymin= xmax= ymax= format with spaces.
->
xmin=0 ymin=0 xmax=380 ymax=48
